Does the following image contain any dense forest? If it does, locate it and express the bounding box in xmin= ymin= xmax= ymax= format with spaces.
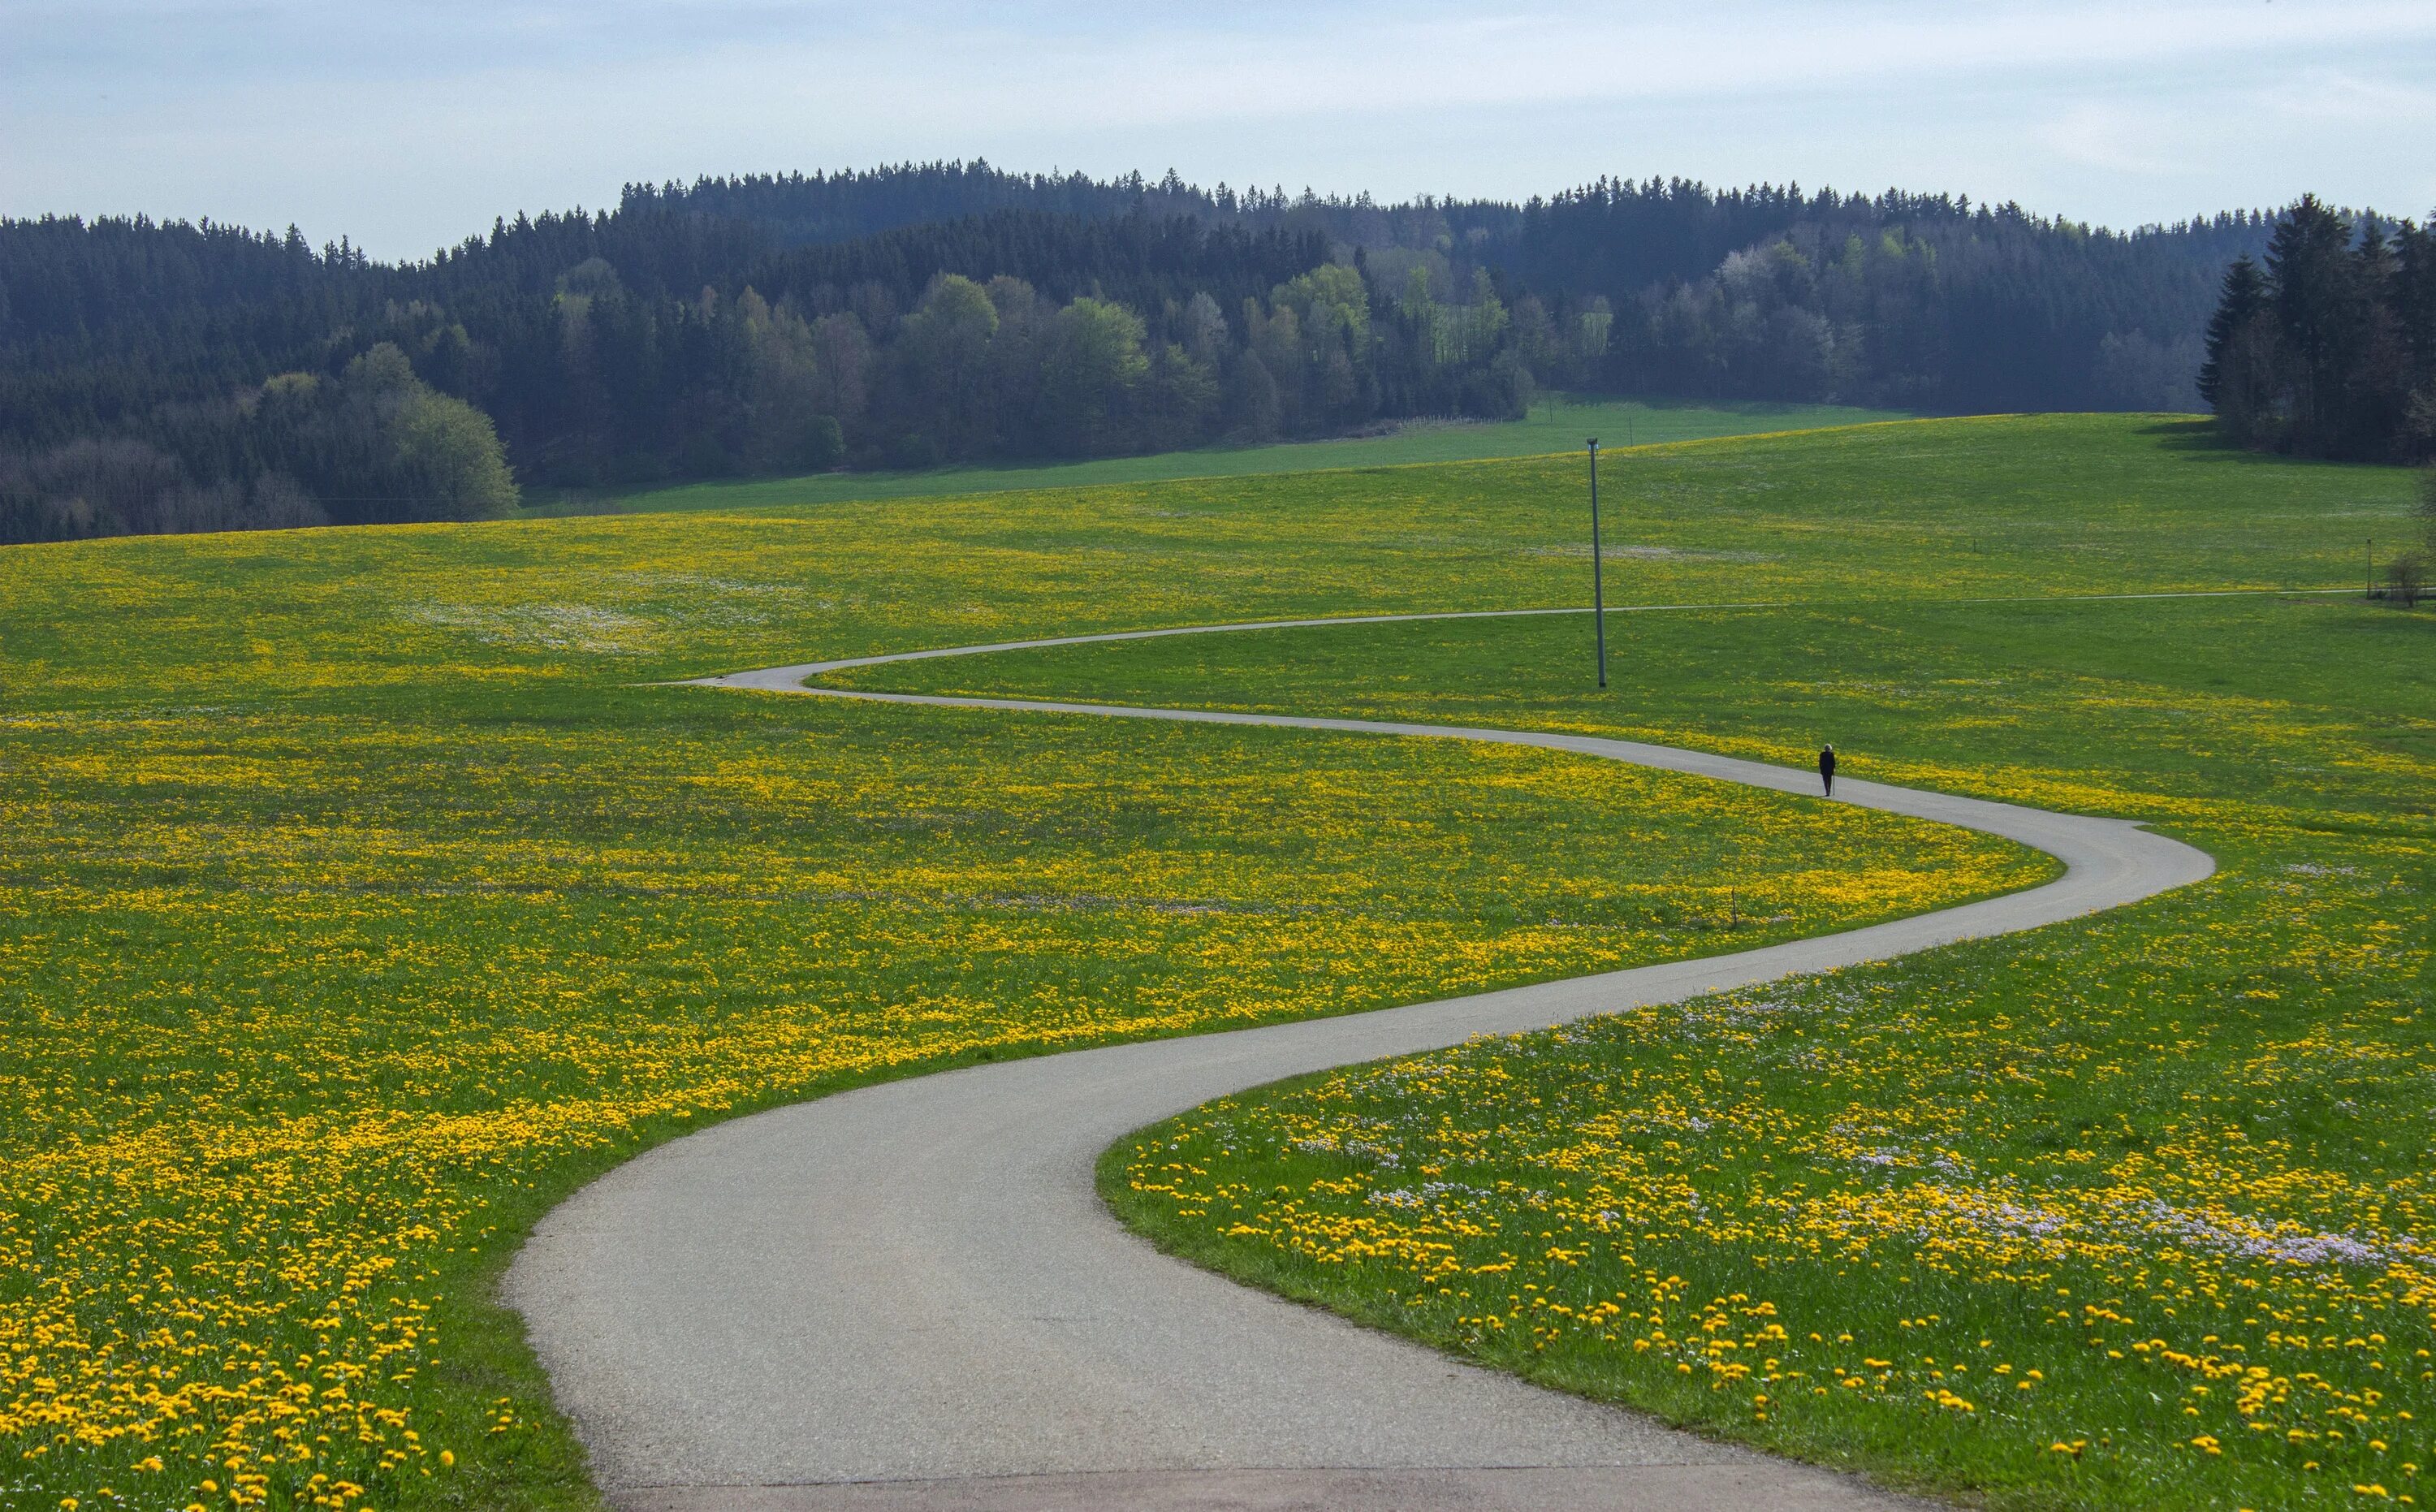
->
xmin=0 ymin=161 xmax=2326 ymax=542
xmin=2201 ymin=194 xmax=2436 ymax=464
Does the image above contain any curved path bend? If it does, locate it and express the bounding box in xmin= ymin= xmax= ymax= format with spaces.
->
xmin=507 ymin=611 xmax=2214 ymax=1512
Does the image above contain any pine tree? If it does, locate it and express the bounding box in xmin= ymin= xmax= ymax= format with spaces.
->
xmin=2199 ymin=255 xmax=2275 ymax=443
xmin=2264 ymin=195 xmax=2365 ymax=454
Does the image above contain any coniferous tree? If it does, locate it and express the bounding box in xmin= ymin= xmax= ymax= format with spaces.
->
xmin=2265 ymin=196 xmax=2369 ymax=454
xmin=2200 ymin=256 xmax=2276 ymax=445
xmin=2201 ymin=197 xmax=2435 ymax=462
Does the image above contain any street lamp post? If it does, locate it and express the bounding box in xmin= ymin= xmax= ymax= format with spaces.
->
xmin=1587 ymin=438 xmax=1607 ymax=689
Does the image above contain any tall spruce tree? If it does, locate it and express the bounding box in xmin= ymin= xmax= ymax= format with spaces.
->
xmin=2199 ymin=255 xmax=2275 ymax=443
xmin=2264 ymin=196 xmax=2368 ymax=454
xmin=2393 ymin=223 xmax=2436 ymax=455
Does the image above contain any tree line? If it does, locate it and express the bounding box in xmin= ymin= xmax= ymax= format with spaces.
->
xmin=2200 ymin=194 xmax=2436 ymax=464
xmin=1527 ymin=183 xmax=2274 ymax=414
xmin=3 ymin=162 xmax=2328 ymax=543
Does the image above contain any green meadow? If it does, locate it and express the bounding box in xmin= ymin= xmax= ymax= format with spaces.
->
xmin=804 ymin=434 xmax=2436 ymax=1508
xmin=535 ymin=394 xmax=1902 ymax=516
xmin=0 ymin=414 xmax=2423 ymax=1510
xmin=0 ymin=417 xmax=2006 ymax=1512
xmin=1080 ymin=588 xmax=2434 ymax=1507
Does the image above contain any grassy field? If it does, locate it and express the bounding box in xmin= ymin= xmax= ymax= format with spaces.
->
xmin=535 ymin=395 xmax=1903 ymax=516
xmin=0 ymin=422 xmax=2074 ymax=1512
xmin=0 ymin=413 xmax=2418 ymax=1511
xmin=1059 ymin=594 xmax=2433 ymax=1509
xmin=766 ymin=430 xmax=2436 ymax=1507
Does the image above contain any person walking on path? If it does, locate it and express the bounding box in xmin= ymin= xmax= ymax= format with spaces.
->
xmin=1819 ymin=743 xmax=1837 ymax=797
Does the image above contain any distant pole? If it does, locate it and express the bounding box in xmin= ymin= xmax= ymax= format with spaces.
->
xmin=1587 ymin=438 xmax=1607 ymax=689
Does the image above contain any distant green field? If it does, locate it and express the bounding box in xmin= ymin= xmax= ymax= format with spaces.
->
xmin=538 ymin=395 xmax=1904 ymax=516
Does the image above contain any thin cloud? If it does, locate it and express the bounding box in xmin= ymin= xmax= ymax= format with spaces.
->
xmin=5 ymin=0 xmax=2430 ymax=253
xmin=2035 ymin=104 xmax=2193 ymax=179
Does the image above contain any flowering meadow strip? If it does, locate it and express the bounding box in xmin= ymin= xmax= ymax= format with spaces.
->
xmin=0 ymin=680 xmax=2031 ymax=1511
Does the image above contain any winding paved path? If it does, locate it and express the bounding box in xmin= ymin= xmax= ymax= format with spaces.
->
xmin=506 ymin=611 xmax=2214 ymax=1512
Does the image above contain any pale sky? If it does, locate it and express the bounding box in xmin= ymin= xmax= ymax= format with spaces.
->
xmin=6 ymin=1 xmax=2432 ymax=261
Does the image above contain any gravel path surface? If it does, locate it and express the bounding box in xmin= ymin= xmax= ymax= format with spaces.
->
xmin=507 ymin=611 xmax=2214 ymax=1512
